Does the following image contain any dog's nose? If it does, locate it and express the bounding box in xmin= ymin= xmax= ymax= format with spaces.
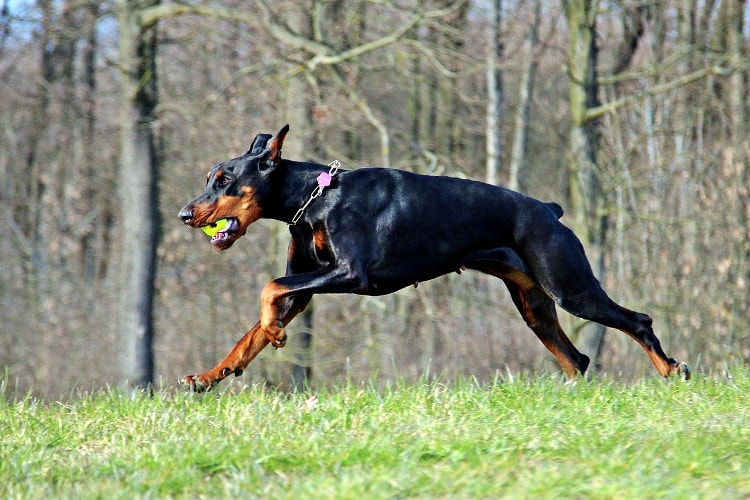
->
xmin=178 ymin=206 xmax=193 ymax=224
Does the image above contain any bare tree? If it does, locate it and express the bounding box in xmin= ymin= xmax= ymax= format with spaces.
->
xmin=563 ymin=0 xmax=607 ymax=367
xmin=4 ymin=0 xmax=750 ymax=397
xmin=79 ymin=1 xmax=105 ymax=281
xmin=281 ymin=0 xmax=316 ymax=391
xmin=116 ymin=0 xmax=160 ymax=388
xmin=507 ymin=0 xmax=545 ymax=192
xmin=485 ymin=0 xmax=502 ymax=185
xmin=718 ymin=0 xmax=749 ymax=360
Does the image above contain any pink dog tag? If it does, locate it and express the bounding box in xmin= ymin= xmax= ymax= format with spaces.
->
xmin=317 ymin=172 xmax=332 ymax=188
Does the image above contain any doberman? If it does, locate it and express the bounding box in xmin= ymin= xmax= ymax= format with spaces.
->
xmin=178 ymin=125 xmax=690 ymax=392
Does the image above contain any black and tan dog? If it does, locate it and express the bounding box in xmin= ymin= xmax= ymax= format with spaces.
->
xmin=178 ymin=125 xmax=689 ymax=392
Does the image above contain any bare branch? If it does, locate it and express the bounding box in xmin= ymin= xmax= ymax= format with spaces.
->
xmin=585 ymin=62 xmax=734 ymax=122
xmin=139 ymin=0 xmax=467 ymax=73
xmin=304 ymin=11 xmax=421 ymax=71
xmin=138 ymin=3 xmax=331 ymax=54
xmin=403 ymin=39 xmax=458 ymax=78
xmin=303 ymin=1 xmax=466 ymax=71
xmin=7 ymin=213 xmax=31 ymax=258
xmin=327 ymin=67 xmax=390 ymax=168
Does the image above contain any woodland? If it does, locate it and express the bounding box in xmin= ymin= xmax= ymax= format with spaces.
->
xmin=0 ymin=0 xmax=748 ymax=399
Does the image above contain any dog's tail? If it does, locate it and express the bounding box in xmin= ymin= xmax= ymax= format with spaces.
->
xmin=545 ymin=202 xmax=564 ymax=219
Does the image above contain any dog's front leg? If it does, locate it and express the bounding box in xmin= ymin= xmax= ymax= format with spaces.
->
xmin=258 ymin=264 xmax=365 ymax=349
xmin=259 ymin=281 xmax=292 ymax=348
xmin=181 ymin=292 xmax=312 ymax=392
xmin=180 ymin=322 xmax=270 ymax=392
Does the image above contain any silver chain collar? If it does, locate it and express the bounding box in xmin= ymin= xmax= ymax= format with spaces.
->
xmin=289 ymin=160 xmax=341 ymax=225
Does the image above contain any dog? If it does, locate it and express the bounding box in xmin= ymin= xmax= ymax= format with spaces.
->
xmin=177 ymin=125 xmax=689 ymax=392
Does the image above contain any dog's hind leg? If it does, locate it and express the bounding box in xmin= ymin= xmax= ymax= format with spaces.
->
xmin=463 ymin=248 xmax=589 ymax=379
xmin=520 ymin=224 xmax=690 ymax=379
xmin=504 ymin=281 xmax=590 ymax=379
xmin=557 ymin=292 xmax=690 ymax=379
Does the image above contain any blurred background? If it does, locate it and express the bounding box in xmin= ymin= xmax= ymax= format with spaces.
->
xmin=1 ymin=0 xmax=748 ymax=399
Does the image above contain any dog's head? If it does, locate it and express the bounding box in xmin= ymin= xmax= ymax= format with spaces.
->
xmin=178 ymin=124 xmax=289 ymax=250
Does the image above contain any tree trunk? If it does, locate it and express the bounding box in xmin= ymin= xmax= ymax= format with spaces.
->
xmin=507 ymin=0 xmax=541 ymax=192
xmin=283 ymin=0 xmax=316 ymax=391
xmin=564 ymin=0 xmax=607 ymax=369
xmin=116 ymin=0 xmax=160 ymax=388
xmin=485 ymin=0 xmax=502 ymax=185
xmin=722 ymin=0 xmax=749 ymax=353
xmin=30 ymin=0 xmax=55 ymax=390
xmin=80 ymin=1 xmax=102 ymax=281
xmin=31 ymin=0 xmax=79 ymax=391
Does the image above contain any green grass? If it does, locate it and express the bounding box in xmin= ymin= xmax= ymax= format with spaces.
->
xmin=1 ymin=371 xmax=749 ymax=499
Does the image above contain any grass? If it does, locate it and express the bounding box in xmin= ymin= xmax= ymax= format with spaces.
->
xmin=1 ymin=370 xmax=749 ymax=499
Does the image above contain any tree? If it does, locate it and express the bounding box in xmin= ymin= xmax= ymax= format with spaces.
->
xmin=4 ymin=0 xmax=749 ymax=397
xmin=485 ymin=0 xmax=502 ymax=185
xmin=563 ymin=0 xmax=607 ymax=367
xmin=116 ymin=0 xmax=160 ymax=388
xmin=79 ymin=1 xmax=104 ymax=281
xmin=507 ymin=0 xmax=545 ymax=192
xmin=279 ymin=0 xmax=315 ymax=391
xmin=718 ymin=0 xmax=749 ymax=358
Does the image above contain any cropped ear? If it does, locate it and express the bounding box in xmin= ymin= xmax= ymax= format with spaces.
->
xmin=245 ymin=133 xmax=273 ymax=156
xmin=258 ymin=124 xmax=290 ymax=175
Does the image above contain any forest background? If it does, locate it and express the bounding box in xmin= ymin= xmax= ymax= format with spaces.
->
xmin=1 ymin=0 xmax=748 ymax=399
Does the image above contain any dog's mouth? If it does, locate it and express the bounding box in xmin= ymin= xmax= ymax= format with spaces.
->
xmin=200 ymin=217 xmax=240 ymax=250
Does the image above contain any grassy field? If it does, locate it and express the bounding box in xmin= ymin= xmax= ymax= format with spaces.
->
xmin=1 ymin=370 xmax=749 ymax=499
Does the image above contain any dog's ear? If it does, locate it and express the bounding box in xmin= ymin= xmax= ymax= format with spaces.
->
xmin=258 ymin=124 xmax=290 ymax=175
xmin=245 ymin=133 xmax=273 ymax=156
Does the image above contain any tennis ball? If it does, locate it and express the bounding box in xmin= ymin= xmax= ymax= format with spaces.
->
xmin=201 ymin=218 xmax=229 ymax=237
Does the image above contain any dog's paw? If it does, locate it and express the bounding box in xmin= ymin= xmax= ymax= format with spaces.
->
xmin=271 ymin=333 xmax=287 ymax=349
xmin=675 ymin=361 xmax=691 ymax=381
xmin=179 ymin=374 xmax=213 ymax=393
xmin=265 ymin=321 xmax=287 ymax=349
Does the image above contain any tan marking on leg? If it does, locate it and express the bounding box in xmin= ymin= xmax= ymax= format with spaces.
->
xmin=615 ymin=328 xmax=679 ymax=378
xmin=180 ymin=290 xmax=314 ymax=392
xmin=260 ymin=281 xmax=292 ymax=346
xmin=478 ymin=264 xmax=587 ymax=379
xmin=313 ymin=226 xmax=327 ymax=251
xmin=180 ymin=322 xmax=270 ymax=392
xmin=515 ymin=285 xmax=586 ymax=379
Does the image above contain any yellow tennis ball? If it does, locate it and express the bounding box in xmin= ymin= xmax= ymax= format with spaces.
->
xmin=201 ymin=218 xmax=229 ymax=237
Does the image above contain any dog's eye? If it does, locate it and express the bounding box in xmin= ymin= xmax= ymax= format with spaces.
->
xmin=216 ymin=176 xmax=232 ymax=187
